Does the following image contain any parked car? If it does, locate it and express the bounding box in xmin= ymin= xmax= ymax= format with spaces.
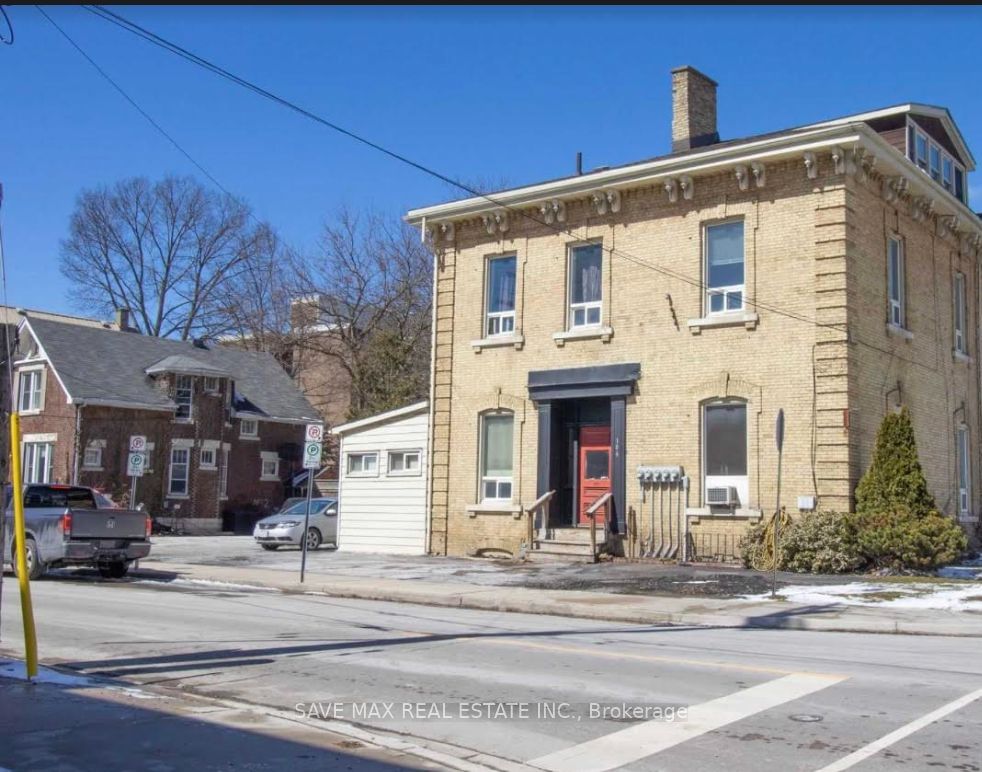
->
xmin=276 ymin=497 xmax=306 ymax=514
xmin=2 ymin=484 xmax=152 ymax=580
xmin=253 ymin=498 xmax=337 ymax=551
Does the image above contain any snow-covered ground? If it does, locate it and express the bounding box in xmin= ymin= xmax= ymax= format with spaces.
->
xmin=0 ymin=659 xmax=92 ymax=685
xmin=746 ymin=581 xmax=982 ymax=611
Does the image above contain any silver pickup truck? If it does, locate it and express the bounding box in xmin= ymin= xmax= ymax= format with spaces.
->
xmin=2 ymin=484 xmax=151 ymax=580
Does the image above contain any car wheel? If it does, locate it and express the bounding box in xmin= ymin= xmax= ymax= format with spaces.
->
xmin=261 ymin=544 xmax=279 ymax=551
xmin=14 ymin=538 xmax=46 ymax=581
xmin=305 ymin=528 xmax=322 ymax=551
xmin=99 ymin=562 xmax=129 ymax=579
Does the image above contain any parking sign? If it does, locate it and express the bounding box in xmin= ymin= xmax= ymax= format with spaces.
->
xmin=303 ymin=440 xmax=322 ymax=469
xmin=305 ymin=424 xmax=323 ymax=442
xmin=129 ymin=435 xmax=147 ymax=452
xmin=127 ymin=451 xmax=146 ymax=477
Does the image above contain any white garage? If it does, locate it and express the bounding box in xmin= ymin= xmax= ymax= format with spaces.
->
xmin=332 ymin=401 xmax=429 ymax=555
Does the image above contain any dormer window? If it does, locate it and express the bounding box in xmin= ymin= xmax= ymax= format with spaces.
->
xmin=175 ymin=375 xmax=193 ymax=422
xmin=907 ymin=119 xmax=968 ymax=205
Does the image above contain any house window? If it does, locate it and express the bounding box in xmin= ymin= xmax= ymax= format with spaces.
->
xmin=957 ymin=425 xmax=971 ymax=518
xmin=346 ymin=452 xmax=378 ymax=476
xmin=17 ymin=370 xmax=43 ymax=412
xmin=705 ymin=221 xmax=745 ymax=314
xmin=239 ymin=418 xmax=258 ymax=438
xmin=908 ymin=121 xmax=968 ymax=203
xmin=23 ymin=442 xmax=53 ymax=484
xmin=200 ymin=448 xmax=217 ymax=469
xmin=955 ymin=167 xmax=966 ymax=203
xmin=203 ymin=376 xmax=220 ymax=392
xmin=915 ymin=131 xmax=928 ymax=171
xmin=943 ymin=157 xmax=954 ymax=193
xmin=703 ymin=401 xmax=747 ymax=508
xmin=175 ymin=375 xmax=193 ymax=421
xmin=929 ymin=144 xmax=942 ymax=183
xmin=485 ymin=255 xmax=516 ymax=337
xmin=219 ymin=448 xmax=229 ymax=499
xmin=568 ymin=243 xmax=603 ymax=328
xmin=888 ymin=236 xmax=906 ymax=329
xmin=260 ymin=452 xmax=280 ymax=481
xmin=954 ymin=272 xmax=967 ymax=355
xmin=83 ymin=442 xmax=104 ymax=469
xmin=480 ymin=412 xmax=513 ymax=501
xmin=168 ymin=448 xmax=189 ymax=496
xmin=388 ymin=450 xmax=422 ymax=475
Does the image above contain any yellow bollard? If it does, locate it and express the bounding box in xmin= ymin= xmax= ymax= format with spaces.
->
xmin=10 ymin=412 xmax=38 ymax=679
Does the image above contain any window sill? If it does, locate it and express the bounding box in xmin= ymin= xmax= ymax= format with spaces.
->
xmin=685 ymin=507 xmax=762 ymax=524
xmin=172 ymin=419 xmax=194 ymax=426
xmin=954 ymin=350 xmax=971 ymax=364
xmin=200 ymin=467 xmax=217 ymax=473
xmin=552 ymin=326 xmax=613 ymax=346
xmin=82 ymin=467 xmax=103 ymax=473
xmin=345 ymin=472 xmax=379 ymax=479
xmin=687 ymin=312 xmax=759 ymax=334
xmin=466 ymin=502 xmax=522 ymax=518
xmin=260 ymin=476 xmax=280 ymax=482
xmin=387 ymin=470 xmax=422 ymax=477
xmin=886 ymin=324 xmax=913 ymax=341
xmin=471 ymin=333 xmax=524 ymax=352
xmin=166 ymin=494 xmax=190 ymax=500
xmin=239 ymin=435 xmax=260 ymax=441
xmin=18 ymin=409 xmax=43 ymax=416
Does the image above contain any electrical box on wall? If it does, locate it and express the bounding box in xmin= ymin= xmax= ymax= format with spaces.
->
xmin=797 ymin=495 xmax=817 ymax=511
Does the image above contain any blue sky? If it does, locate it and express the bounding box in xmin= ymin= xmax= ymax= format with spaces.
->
xmin=3 ymin=5 xmax=982 ymax=316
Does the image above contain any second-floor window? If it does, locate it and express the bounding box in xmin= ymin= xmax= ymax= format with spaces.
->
xmin=888 ymin=236 xmax=906 ymax=329
xmin=568 ymin=243 xmax=602 ymax=328
xmin=18 ymin=370 xmax=43 ymax=412
xmin=83 ymin=441 xmax=103 ymax=469
xmin=954 ymin=272 xmax=967 ymax=355
xmin=240 ymin=418 xmax=258 ymax=438
xmin=485 ymin=255 xmax=516 ymax=337
xmin=908 ymin=121 xmax=967 ymax=204
xmin=706 ymin=221 xmax=744 ymax=315
xmin=200 ymin=448 xmax=216 ymax=469
xmin=175 ymin=375 xmax=193 ymax=421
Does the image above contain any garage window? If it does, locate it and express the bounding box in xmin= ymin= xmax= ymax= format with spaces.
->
xmin=388 ymin=450 xmax=421 ymax=476
xmin=347 ymin=452 xmax=378 ymax=477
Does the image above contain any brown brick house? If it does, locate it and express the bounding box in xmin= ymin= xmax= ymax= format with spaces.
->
xmin=407 ymin=66 xmax=982 ymax=559
xmin=12 ymin=311 xmax=320 ymax=532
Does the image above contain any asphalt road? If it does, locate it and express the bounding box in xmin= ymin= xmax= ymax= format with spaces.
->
xmin=2 ymin=576 xmax=981 ymax=772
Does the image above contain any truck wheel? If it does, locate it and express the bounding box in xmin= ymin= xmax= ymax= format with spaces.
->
xmin=14 ymin=538 xmax=46 ymax=581
xmin=261 ymin=544 xmax=279 ymax=551
xmin=99 ymin=562 xmax=129 ymax=579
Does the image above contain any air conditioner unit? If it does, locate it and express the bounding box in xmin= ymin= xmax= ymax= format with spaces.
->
xmin=706 ymin=486 xmax=737 ymax=507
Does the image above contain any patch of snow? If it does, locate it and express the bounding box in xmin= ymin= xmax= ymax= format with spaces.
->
xmin=135 ymin=578 xmax=278 ymax=593
xmin=105 ymin=685 xmax=164 ymax=700
xmin=743 ymin=582 xmax=982 ymax=611
xmin=937 ymin=566 xmax=982 ymax=580
xmin=0 ymin=660 xmax=92 ymax=685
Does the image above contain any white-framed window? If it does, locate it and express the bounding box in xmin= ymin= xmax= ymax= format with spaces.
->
xmin=954 ymin=272 xmax=967 ymax=355
xmin=568 ymin=243 xmax=603 ymax=329
xmin=480 ymin=412 xmax=514 ymax=501
xmin=888 ymin=236 xmax=906 ymax=329
xmin=260 ymin=451 xmax=280 ymax=481
xmin=703 ymin=400 xmax=748 ymax=508
xmin=17 ymin=369 xmax=43 ymax=413
xmin=239 ymin=417 xmax=258 ymax=438
xmin=388 ymin=449 xmax=422 ymax=476
xmin=175 ymin=375 xmax=193 ymax=421
xmin=200 ymin=448 xmax=217 ymax=469
xmin=83 ymin=440 xmax=105 ymax=470
xmin=346 ymin=452 xmax=378 ymax=477
xmin=23 ymin=442 xmax=53 ymax=484
xmin=168 ymin=448 xmax=189 ymax=496
xmin=219 ymin=448 xmax=229 ymax=500
xmin=705 ymin=220 xmax=745 ymax=315
xmin=485 ymin=254 xmax=517 ymax=337
xmin=203 ymin=376 xmax=220 ymax=392
xmin=907 ymin=120 xmax=968 ymax=204
xmin=957 ymin=425 xmax=971 ymax=518
xmin=143 ymin=441 xmax=155 ymax=473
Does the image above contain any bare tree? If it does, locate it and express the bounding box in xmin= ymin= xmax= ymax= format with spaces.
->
xmin=293 ymin=207 xmax=432 ymax=422
xmin=60 ymin=176 xmax=273 ymax=340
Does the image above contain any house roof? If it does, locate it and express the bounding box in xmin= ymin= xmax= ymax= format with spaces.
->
xmin=22 ymin=316 xmax=320 ymax=423
xmin=405 ymin=103 xmax=977 ymax=225
xmin=0 ymin=305 xmax=117 ymax=329
xmin=332 ymin=401 xmax=429 ymax=435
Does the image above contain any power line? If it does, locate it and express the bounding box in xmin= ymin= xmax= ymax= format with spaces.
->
xmin=81 ymin=4 xmax=943 ymax=374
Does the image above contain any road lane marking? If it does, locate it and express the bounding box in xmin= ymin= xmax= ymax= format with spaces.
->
xmin=529 ymin=672 xmax=847 ymax=772
xmin=816 ymin=686 xmax=982 ymax=772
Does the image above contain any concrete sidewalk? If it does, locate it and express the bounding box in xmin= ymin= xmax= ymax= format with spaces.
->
xmin=132 ymin=560 xmax=982 ymax=637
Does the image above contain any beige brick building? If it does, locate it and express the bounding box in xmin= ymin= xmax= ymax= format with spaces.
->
xmin=407 ymin=67 xmax=982 ymax=559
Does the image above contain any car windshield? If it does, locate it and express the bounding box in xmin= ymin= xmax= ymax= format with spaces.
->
xmin=280 ymin=500 xmax=332 ymax=516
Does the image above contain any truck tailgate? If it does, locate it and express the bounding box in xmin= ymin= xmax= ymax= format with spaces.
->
xmin=70 ymin=509 xmax=147 ymax=540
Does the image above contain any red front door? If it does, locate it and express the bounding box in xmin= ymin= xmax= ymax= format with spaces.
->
xmin=578 ymin=426 xmax=611 ymax=526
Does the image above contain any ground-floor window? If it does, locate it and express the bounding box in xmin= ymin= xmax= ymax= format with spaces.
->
xmin=703 ymin=401 xmax=747 ymax=507
xmin=23 ymin=442 xmax=53 ymax=484
xmin=219 ymin=448 xmax=229 ymax=500
xmin=169 ymin=448 xmax=189 ymax=496
xmin=957 ymin=425 xmax=971 ymax=517
xmin=480 ymin=412 xmax=514 ymax=501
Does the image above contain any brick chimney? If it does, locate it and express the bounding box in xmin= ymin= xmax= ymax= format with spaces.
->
xmin=671 ymin=66 xmax=719 ymax=152
xmin=115 ymin=307 xmax=132 ymax=332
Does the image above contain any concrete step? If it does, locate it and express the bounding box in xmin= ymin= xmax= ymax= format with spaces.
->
xmin=532 ymin=540 xmax=597 ymax=556
xmin=542 ymin=527 xmax=606 ymax=544
xmin=525 ymin=548 xmax=597 ymax=563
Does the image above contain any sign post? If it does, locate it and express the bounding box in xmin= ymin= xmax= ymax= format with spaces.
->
xmin=300 ymin=424 xmax=323 ymax=583
xmin=772 ymin=410 xmax=785 ymax=599
xmin=127 ymin=436 xmax=147 ymax=509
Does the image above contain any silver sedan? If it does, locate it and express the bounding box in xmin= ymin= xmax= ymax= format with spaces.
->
xmin=253 ymin=498 xmax=337 ymax=551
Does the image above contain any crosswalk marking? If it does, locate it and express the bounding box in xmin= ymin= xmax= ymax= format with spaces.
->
xmin=529 ymin=672 xmax=847 ymax=772
xmin=816 ymin=686 xmax=982 ymax=772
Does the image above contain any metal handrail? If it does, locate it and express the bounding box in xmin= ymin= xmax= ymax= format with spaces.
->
xmin=525 ymin=490 xmax=555 ymax=551
xmin=584 ymin=491 xmax=612 ymax=561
